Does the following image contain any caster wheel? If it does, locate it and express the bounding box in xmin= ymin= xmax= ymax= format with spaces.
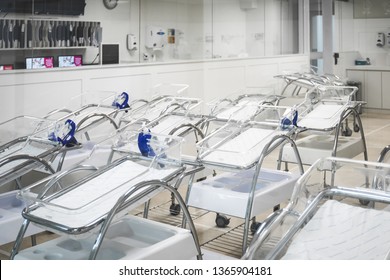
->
xmin=343 ymin=127 xmax=352 ymax=136
xmin=169 ymin=203 xmax=181 ymax=216
xmin=215 ymin=214 xmax=230 ymax=228
xmin=359 ymin=199 xmax=370 ymax=206
xmin=196 ymin=176 xmax=207 ymax=182
xmin=250 ymin=222 xmax=261 ymax=234
xmin=354 ymin=124 xmax=360 ymax=132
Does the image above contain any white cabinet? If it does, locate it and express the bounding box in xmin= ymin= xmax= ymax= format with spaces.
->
xmin=347 ymin=69 xmax=390 ymax=110
xmin=383 ymin=72 xmax=390 ymax=109
xmin=365 ymin=71 xmax=382 ymax=109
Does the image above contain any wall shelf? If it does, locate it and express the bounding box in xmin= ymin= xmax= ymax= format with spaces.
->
xmin=0 ymin=47 xmax=90 ymax=51
xmin=0 ymin=18 xmax=101 ymax=69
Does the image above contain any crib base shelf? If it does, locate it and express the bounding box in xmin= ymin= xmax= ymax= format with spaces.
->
xmin=188 ymin=168 xmax=299 ymax=219
xmin=0 ymin=191 xmax=42 ymax=245
xmin=14 ymin=215 xmax=198 ymax=260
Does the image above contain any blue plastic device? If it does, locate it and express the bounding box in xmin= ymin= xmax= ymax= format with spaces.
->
xmin=113 ymin=92 xmax=130 ymax=109
xmin=280 ymin=108 xmax=298 ymax=130
xmin=49 ymin=119 xmax=78 ymax=146
xmin=137 ymin=128 xmax=156 ymax=157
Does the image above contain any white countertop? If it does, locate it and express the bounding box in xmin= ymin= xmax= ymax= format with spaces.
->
xmin=346 ymin=65 xmax=390 ymax=71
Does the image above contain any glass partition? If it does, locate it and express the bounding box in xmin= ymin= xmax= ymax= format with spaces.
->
xmin=0 ymin=0 xmax=304 ymax=70
xmin=140 ymin=0 xmax=303 ymax=61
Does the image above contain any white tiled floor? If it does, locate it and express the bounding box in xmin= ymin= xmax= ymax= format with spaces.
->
xmin=1 ymin=111 xmax=390 ymax=260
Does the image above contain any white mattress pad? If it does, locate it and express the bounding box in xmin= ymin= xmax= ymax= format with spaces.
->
xmin=298 ymin=104 xmax=345 ymax=130
xmin=201 ymin=127 xmax=282 ymax=168
xmin=152 ymin=115 xmax=199 ymax=135
xmin=282 ymin=200 xmax=390 ymax=259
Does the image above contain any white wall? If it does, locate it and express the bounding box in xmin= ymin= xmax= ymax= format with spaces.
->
xmin=353 ymin=18 xmax=390 ymax=66
xmin=0 ymin=55 xmax=308 ymax=122
xmin=334 ymin=0 xmax=390 ymax=75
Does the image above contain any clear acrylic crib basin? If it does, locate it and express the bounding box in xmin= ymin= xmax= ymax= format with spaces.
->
xmin=187 ymin=168 xmax=299 ymax=218
xmin=243 ymin=157 xmax=390 ymax=260
xmin=0 ymin=190 xmax=42 ymax=245
xmin=19 ymin=159 xmax=182 ymax=234
xmin=14 ymin=215 xmax=198 ymax=260
xmin=281 ymin=134 xmax=364 ymax=165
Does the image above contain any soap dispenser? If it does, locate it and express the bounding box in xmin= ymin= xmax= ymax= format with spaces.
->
xmin=387 ymin=32 xmax=390 ymax=46
xmin=377 ymin=32 xmax=385 ymax=47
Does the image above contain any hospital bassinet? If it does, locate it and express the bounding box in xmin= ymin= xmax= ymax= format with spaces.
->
xmin=10 ymin=130 xmax=202 ymax=260
xmin=187 ymin=107 xmax=304 ymax=255
xmin=243 ymin=157 xmax=390 ymax=260
xmin=279 ymin=85 xmax=367 ymax=168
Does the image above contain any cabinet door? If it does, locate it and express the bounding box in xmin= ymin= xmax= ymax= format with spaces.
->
xmin=382 ymin=72 xmax=390 ymax=109
xmin=364 ymin=71 xmax=382 ymax=109
xmin=346 ymin=70 xmax=365 ymax=102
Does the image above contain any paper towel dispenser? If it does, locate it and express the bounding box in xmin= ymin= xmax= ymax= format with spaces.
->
xmin=145 ymin=26 xmax=165 ymax=50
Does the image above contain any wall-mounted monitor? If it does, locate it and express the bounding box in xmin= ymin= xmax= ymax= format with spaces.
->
xmin=58 ymin=55 xmax=83 ymax=68
xmin=0 ymin=65 xmax=13 ymax=71
xmin=102 ymin=44 xmax=119 ymax=65
xmin=26 ymin=57 xmax=54 ymax=70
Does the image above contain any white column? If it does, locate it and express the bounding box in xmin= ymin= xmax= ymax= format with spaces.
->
xmin=322 ymin=0 xmax=333 ymax=74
